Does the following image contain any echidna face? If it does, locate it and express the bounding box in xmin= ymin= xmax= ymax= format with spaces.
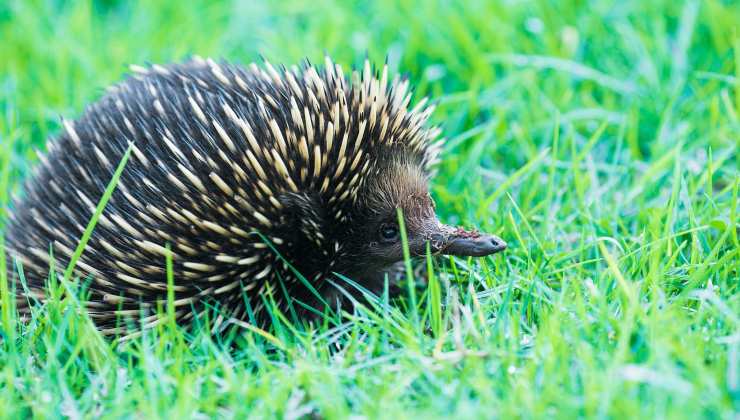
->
xmin=337 ymin=160 xmax=506 ymax=284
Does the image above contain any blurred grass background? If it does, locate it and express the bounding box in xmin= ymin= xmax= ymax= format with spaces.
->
xmin=0 ymin=0 xmax=738 ymax=418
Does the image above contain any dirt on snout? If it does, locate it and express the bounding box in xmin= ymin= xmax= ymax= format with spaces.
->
xmin=453 ymin=227 xmax=481 ymax=238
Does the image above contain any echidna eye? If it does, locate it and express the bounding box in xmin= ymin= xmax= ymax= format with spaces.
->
xmin=379 ymin=224 xmax=399 ymax=243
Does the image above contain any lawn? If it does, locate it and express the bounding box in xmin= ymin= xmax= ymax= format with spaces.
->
xmin=0 ymin=0 xmax=738 ymax=418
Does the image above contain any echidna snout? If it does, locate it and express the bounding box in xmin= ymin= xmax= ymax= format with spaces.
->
xmin=5 ymin=56 xmax=506 ymax=333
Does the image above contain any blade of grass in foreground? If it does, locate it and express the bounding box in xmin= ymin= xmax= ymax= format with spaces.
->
xmin=397 ymin=208 xmax=418 ymax=331
xmin=165 ymin=241 xmax=180 ymax=338
xmin=0 ymin=233 xmax=12 ymax=346
xmin=0 ymin=130 xmax=16 ymax=345
xmin=63 ymin=143 xmax=133 ymax=282
xmin=426 ymin=242 xmax=442 ymax=337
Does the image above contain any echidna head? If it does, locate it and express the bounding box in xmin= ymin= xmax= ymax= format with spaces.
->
xmin=332 ymin=152 xmax=506 ymax=285
xmin=264 ymin=59 xmax=508 ymax=292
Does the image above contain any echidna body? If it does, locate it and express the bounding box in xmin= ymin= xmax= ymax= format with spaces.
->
xmin=5 ymin=56 xmax=505 ymax=334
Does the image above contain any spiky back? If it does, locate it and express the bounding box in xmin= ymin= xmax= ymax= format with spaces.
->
xmin=5 ymin=56 xmax=441 ymax=332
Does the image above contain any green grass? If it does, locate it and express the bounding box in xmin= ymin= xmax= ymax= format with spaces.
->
xmin=1 ymin=0 xmax=739 ymax=417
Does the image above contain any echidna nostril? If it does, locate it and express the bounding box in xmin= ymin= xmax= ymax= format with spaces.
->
xmin=490 ymin=236 xmax=507 ymax=251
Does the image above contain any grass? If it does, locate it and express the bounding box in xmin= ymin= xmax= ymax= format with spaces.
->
xmin=0 ymin=0 xmax=738 ymax=417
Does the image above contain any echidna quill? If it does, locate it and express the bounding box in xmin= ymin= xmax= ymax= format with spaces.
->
xmin=5 ymin=56 xmax=506 ymax=334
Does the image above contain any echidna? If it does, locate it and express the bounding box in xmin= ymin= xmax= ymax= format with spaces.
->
xmin=5 ymin=56 xmax=506 ymax=334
